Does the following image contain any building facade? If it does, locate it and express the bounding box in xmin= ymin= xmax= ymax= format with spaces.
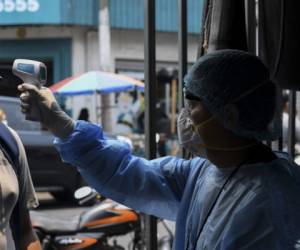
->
xmin=0 ymin=0 xmax=202 ymax=130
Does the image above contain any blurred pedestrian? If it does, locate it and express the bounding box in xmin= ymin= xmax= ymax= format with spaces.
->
xmin=77 ymin=108 xmax=90 ymax=122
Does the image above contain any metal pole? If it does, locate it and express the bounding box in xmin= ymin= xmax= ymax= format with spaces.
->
xmin=94 ymin=91 xmax=98 ymax=123
xmin=278 ymin=89 xmax=284 ymax=151
xmin=245 ymin=0 xmax=256 ymax=54
xmin=255 ymin=0 xmax=260 ymax=56
xmin=288 ymin=91 xmax=296 ymax=159
xmin=144 ymin=0 xmax=157 ymax=249
xmin=178 ymin=0 xmax=188 ymax=109
xmin=99 ymin=0 xmax=114 ymax=132
xmin=178 ymin=0 xmax=188 ymax=157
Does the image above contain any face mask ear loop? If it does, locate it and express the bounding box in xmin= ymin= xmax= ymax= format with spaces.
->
xmin=192 ymin=115 xmax=215 ymax=133
xmin=192 ymin=80 xmax=269 ymax=132
xmin=230 ymin=80 xmax=269 ymax=104
xmin=195 ymin=141 xmax=258 ymax=151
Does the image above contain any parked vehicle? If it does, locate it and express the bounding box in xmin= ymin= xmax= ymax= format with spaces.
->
xmin=30 ymin=187 xmax=143 ymax=250
xmin=30 ymin=186 xmax=173 ymax=250
xmin=0 ymin=96 xmax=83 ymax=201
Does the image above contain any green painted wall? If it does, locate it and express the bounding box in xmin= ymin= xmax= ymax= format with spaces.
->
xmin=0 ymin=0 xmax=98 ymax=26
xmin=0 ymin=39 xmax=72 ymax=82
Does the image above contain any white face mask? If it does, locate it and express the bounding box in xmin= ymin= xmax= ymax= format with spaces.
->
xmin=177 ymin=108 xmax=210 ymax=158
xmin=177 ymin=108 xmax=257 ymax=158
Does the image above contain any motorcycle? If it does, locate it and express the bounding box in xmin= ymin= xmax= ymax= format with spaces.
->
xmin=30 ymin=187 xmax=143 ymax=250
xmin=30 ymin=186 xmax=173 ymax=250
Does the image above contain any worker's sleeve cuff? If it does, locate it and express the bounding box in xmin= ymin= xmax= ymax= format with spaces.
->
xmin=53 ymin=121 xmax=105 ymax=164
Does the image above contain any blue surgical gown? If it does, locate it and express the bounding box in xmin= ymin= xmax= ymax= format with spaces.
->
xmin=54 ymin=121 xmax=300 ymax=250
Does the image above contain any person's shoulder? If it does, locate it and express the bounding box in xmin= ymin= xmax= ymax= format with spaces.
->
xmin=190 ymin=156 xmax=208 ymax=167
xmin=0 ymin=124 xmax=22 ymax=155
xmin=187 ymin=157 xmax=210 ymax=176
xmin=272 ymin=152 xmax=300 ymax=180
xmin=6 ymin=126 xmax=23 ymax=149
xmin=261 ymin=155 xmax=300 ymax=204
xmin=6 ymin=125 xmax=18 ymax=138
xmin=0 ymin=123 xmax=17 ymax=139
xmin=5 ymin=126 xmax=28 ymax=166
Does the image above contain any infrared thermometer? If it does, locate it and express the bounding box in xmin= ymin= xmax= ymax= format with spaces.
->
xmin=12 ymin=59 xmax=47 ymax=87
xmin=12 ymin=59 xmax=47 ymax=121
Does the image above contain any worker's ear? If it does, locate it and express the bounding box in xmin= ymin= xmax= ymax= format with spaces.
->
xmin=223 ymin=104 xmax=239 ymax=129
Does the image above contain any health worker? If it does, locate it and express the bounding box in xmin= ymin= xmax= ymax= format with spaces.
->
xmin=19 ymin=50 xmax=300 ymax=250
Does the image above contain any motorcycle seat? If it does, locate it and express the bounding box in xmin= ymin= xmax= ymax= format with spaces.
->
xmin=30 ymin=210 xmax=82 ymax=234
xmin=30 ymin=201 xmax=137 ymax=235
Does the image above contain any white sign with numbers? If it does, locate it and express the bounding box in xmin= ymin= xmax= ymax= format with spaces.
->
xmin=0 ymin=0 xmax=40 ymax=13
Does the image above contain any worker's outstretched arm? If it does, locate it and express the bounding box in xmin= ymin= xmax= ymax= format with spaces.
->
xmin=18 ymin=84 xmax=205 ymax=220
xmin=54 ymin=121 xmax=201 ymax=220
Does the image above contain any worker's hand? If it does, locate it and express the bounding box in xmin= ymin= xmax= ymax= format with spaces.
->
xmin=18 ymin=84 xmax=75 ymax=139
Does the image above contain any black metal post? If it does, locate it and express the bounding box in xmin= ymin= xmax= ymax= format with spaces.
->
xmin=178 ymin=0 xmax=188 ymax=109
xmin=288 ymin=91 xmax=296 ymax=159
xmin=278 ymin=89 xmax=284 ymax=151
xmin=178 ymin=0 xmax=188 ymax=157
xmin=245 ymin=0 xmax=257 ymax=53
xmin=144 ymin=0 xmax=157 ymax=249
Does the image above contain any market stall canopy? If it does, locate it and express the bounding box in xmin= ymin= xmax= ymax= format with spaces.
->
xmin=50 ymin=71 xmax=145 ymax=96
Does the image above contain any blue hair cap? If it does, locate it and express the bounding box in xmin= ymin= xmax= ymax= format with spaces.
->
xmin=184 ymin=49 xmax=281 ymax=141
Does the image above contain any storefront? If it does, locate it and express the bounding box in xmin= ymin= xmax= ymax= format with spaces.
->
xmin=0 ymin=0 xmax=98 ymax=96
xmin=0 ymin=0 xmax=203 ymax=126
